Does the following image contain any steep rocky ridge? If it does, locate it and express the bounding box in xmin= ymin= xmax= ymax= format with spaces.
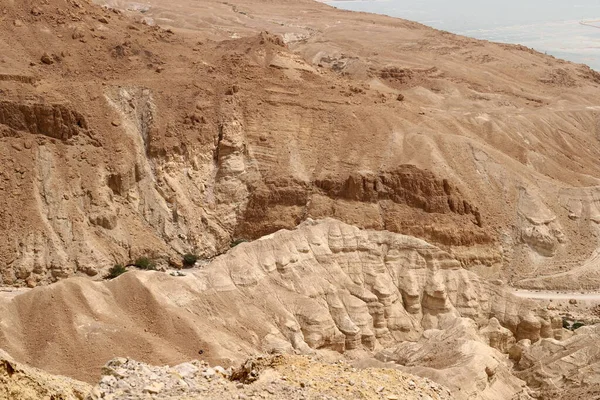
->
xmin=0 ymin=219 xmax=559 ymax=399
xmin=2 ymin=0 xmax=600 ymax=289
xmin=237 ymin=166 xmax=488 ymax=247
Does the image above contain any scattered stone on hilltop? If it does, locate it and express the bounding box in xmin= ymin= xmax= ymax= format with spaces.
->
xmin=89 ymin=354 xmax=454 ymax=400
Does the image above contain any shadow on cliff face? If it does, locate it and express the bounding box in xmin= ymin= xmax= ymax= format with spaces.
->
xmin=0 ymin=100 xmax=88 ymax=141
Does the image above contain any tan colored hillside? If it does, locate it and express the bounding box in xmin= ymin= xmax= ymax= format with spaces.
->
xmin=3 ymin=0 xmax=600 ymax=399
xmin=0 ymin=219 xmax=543 ymax=399
xmin=2 ymin=0 xmax=600 ymax=289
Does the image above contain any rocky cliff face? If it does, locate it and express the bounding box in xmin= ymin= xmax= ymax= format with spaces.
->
xmin=378 ymin=318 xmax=530 ymax=400
xmin=0 ymin=219 xmax=554 ymax=399
xmin=238 ymin=166 xmax=488 ymax=247
xmin=4 ymin=0 xmax=600 ymax=398
xmin=3 ymin=0 xmax=600 ymax=290
xmin=514 ymin=325 xmax=600 ymax=399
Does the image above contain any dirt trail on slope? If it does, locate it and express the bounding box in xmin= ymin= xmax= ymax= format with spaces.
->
xmin=511 ymin=289 xmax=600 ymax=301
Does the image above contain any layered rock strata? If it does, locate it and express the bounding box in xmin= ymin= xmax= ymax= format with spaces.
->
xmin=0 ymin=219 xmax=556 ymax=385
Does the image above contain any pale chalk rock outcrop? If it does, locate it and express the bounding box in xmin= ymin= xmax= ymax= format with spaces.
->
xmin=480 ymin=317 xmax=516 ymax=353
xmin=0 ymin=219 xmax=556 ymax=386
xmin=376 ymin=318 xmax=532 ymax=400
xmin=515 ymin=324 xmax=600 ymax=398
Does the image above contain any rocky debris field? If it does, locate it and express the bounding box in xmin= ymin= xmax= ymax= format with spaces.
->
xmin=91 ymin=354 xmax=454 ymax=400
xmin=0 ymin=351 xmax=454 ymax=400
xmin=3 ymin=0 xmax=600 ymax=399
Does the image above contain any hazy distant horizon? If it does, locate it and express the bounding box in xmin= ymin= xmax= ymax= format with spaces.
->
xmin=325 ymin=0 xmax=600 ymax=70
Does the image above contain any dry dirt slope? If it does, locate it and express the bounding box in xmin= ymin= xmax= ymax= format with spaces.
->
xmin=0 ymin=219 xmax=562 ymax=399
xmin=3 ymin=0 xmax=600 ymax=399
xmin=4 ymin=219 xmax=600 ymax=398
xmin=2 ymin=0 xmax=600 ymax=289
xmin=99 ymin=0 xmax=600 ymax=289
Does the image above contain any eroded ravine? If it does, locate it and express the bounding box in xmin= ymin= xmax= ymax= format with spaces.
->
xmin=0 ymin=219 xmax=562 ymax=399
xmin=2 ymin=0 xmax=600 ymax=399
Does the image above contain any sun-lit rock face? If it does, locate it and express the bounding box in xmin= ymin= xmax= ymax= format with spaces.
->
xmin=208 ymin=219 xmax=556 ymax=351
xmin=480 ymin=317 xmax=516 ymax=353
xmin=4 ymin=0 xmax=600 ymax=291
xmin=376 ymin=318 xmax=532 ymax=400
xmin=514 ymin=325 xmax=600 ymax=399
xmin=0 ymin=218 xmax=553 ymax=385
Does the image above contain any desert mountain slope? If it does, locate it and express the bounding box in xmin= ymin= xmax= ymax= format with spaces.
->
xmin=1 ymin=0 xmax=600 ymax=289
xmin=3 ymin=1 xmax=600 ymax=399
xmin=0 ymin=218 xmax=556 ymax=399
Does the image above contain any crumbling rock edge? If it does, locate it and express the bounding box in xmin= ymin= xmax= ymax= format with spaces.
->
xmin=0 ymin=351 xmax=455 ymax=400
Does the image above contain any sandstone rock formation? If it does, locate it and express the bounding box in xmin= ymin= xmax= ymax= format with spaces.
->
xmin=2 ymin=0 xmax=600 ymax=290
xmin=514 ymin=324 xmax=600 ymax=399
xmin=377 ymin=318 xmax=532 ymax=400
xmin=3 ymin=0 xmax=600 ymax=399
xmin=0 ymin=219 xmax=555 ymax=398
xmin=480 ymin=317 xmax=516 ymax=354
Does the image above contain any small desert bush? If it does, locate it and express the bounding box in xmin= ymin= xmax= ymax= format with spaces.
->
xmin=572 ymin=322 xmax=585 ymax=330
xmin=134 ymin=257 xmax=156 ymax=270
xmin=105 ymin=264 xmax=127 ymax=280
xmin=182 ymin=253 xmax=198 ymax=268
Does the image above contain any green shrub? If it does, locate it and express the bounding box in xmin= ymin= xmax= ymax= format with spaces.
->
xmin=134 ymin=257 xmax=156 ymax=270
xmin=230 ymin=238 xmax=247 ymax=248
xmin=105 ymin=264 xmax=127 ymax=280
xmin=182 ymin=253 xmax=198 ymax=268
xmin=572 ymin=322 xmax=585 ymax=330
